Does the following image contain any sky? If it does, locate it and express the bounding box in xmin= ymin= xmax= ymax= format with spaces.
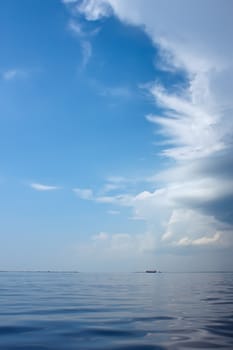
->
xmin=0 ymin=0 xmax=233 ymax=272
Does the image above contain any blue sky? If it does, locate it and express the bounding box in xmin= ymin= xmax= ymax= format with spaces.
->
xmin=0 ymin=0 xmax=233 ymax=271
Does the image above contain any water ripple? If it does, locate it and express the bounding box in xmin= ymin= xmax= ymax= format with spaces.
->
xmin=0 ymin=272 xmax=232 ymax=349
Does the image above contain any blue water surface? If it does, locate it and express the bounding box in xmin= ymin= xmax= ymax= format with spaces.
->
xmin=0 ymin=272 xmax=232 ymax=349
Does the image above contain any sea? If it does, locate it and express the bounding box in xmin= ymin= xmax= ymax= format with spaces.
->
xmin=0 ymin=272 xmax=232 ymax=349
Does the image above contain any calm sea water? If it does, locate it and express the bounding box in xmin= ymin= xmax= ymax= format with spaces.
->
xmin=0 ymin=272 xmax=232 ymax=349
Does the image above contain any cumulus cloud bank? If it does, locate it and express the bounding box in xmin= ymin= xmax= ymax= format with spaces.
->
xmin=64 ymin=0 xmax=233 ymax=259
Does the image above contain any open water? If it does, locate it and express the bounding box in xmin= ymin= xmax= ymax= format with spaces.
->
xmin=0 ymin=272 xmax=232 ymax=349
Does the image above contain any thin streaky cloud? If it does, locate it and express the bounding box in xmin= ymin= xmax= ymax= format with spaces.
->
xmin=99 ymin=86 xmax=132 ymax=98
xmin=176 ymin=232 xmax=221 ymax=247
xmin=30 ymin=183 xmax=61 ymax=191
xmin=88 ymin=79 xmax=132 ymax=99
xmin=66 ymin=19 xmax=93 ymax=69
xmin=80 ymin=40 xmax=92 ymax=68
xmin=68 ymin=20 xmax=84 ymax=37
xmin=62 ymin=0 xmax=78 ymax=4
xmin=72 ymin=188 xmax=93 ymax=199
xmin=2 ymin=69 xmax=27 ymax=81
xmin=107 ymin=210 xmax=120 ymax=215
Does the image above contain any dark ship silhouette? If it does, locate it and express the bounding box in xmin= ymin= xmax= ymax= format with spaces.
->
xmin=145 ymin=269 xmax=157 ymax=273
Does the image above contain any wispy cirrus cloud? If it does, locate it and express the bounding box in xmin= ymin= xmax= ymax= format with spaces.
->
xmin=64 ymin=8 xmax=100 ymax=69
xmin=107 ymin=210 xmax=120 ymax=215
xmin=88 ymin=79 xmax=133 ymax=100
xmin=68 ymin=20 xmax=84 ymax=37
xmin=72 ymin=187 xmax=93 ymax=199
xmin=76 ymin=0 xmax=112 ymax=21
xmin=146 ymin=79 xmax=226 ymax=161
xmin=81 ymin=40 xmax=92 ymax=68
xmin=2 ymin=69 xmax=27 ymax=81
xmin=99 ymin=85 xmax=132 ymax=98
xmin=67 ymin=20 xmax=93 ymax=69
xmin=73 ymin=186 xmax=131 ymax=205
xmin=30 ymin=183 xmax=61 ymax=191
xmin=62 ymin=0 xmax=77 ymax=4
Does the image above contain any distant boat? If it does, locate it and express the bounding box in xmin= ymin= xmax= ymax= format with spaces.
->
xmin=145 ymin=270 xmax=157 ymax=273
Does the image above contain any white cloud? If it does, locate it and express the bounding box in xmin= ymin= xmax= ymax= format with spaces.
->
xmin=72 ymin=175 xmax=233 ymax=249
xmin=2 ymin=69 xmax=27 ymax=81
xmin=146 ymin=77 xmax=227 ymax=161
xmin=176 ymin=232 xmax=221 ymax=247
xmin=64 ymin=3 xmax=106 ymax=70
xmin=88 ymin=79 xmax=133 ymax=100
xmin=106 ymin=176 xmax=128 ymax=184
xmin=77 ymin=0 xmax=112 ymax=21
xmin=77 ymin=0 xmax=232 ymax=72
xmin=62 ymin=0 xmax=77 ymax=4
xmin=30 ymin=183 xmax=60 ymax=191
xmin=64 ymin=0 xmax=233 ymax=262
xmin=103 ymin=183 xmax=122 ymax=193
xmin=80 ymin=40 xmax=92 ymax=68
xmin=92 ymin=232 xmax=109 ymax=240
xmin=161 ymin=208 xmax=224 ymax=245
xmin=107 ymin=210 xmax=120 ymax=215
xmin=96 ymin=193 xmax=132 ymax=205
xmin=72 ymin=186 xmax=134 ymax=205
xmin=67 ymin=0 xmax=233 ymax=161
xmin=193 ymin=233 xmax=221 ymax=246
xmin=73 ymin=187 xmax=93 ymax=199
xmin=67 ymin=20 xmax=93 ymax=69
xmin=68 ymin=20 xmax=83 ymax=37
xmin=99 ymin=86 xmax=132 ymax=98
